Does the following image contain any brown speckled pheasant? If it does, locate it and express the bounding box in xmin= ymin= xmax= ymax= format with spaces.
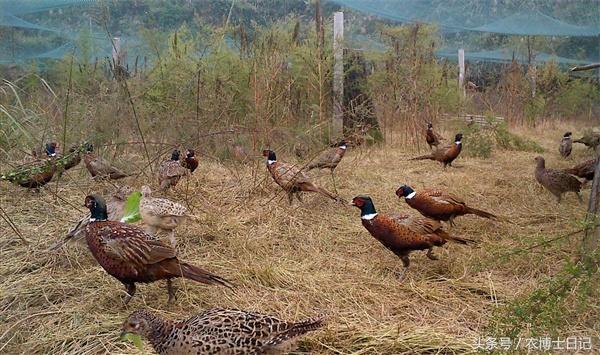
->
xmin=563 ymin=157 xmax=598 ymax=182
xmin=559 ymin=132 xmax=572 ymax=158
xmin=425 ymin=123 xmax=443 ymax=149
xmin=534 ymin=156 xmax=582 ymax=203
xmin=83 ymin=194 xmax=232 ymax=303
xmin=158 ymin=149 xmax=190 ymax=191
xmin=410 ymin=133 xmax=463 ymax=168
xmin=121 ymin=308 xmax=324 ymax=355
xmin=395 ymin=184 xmax=497 ymax=226
xmin=263 ymin=149 xmax=339 ymax=204
xmin=306 ymin=139 xmax=348 ymax=191
xmin=351 ymin=195 xmax=470 ymax=279
xmin=83 ymin=143 xmax=131 ymax=180
xmin=140 ymin=185 xmax=189 ymax=248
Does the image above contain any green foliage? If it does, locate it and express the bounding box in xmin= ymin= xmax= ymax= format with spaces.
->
xmin=120 ymin=191 xmax=142 ymax=224
xmin=556 ymin=80 xmax=599 ymax=118
xmin=494 ymin=123 xmax=544 ymax=153
xmin=461 ymin=119 xmax=543 ymax=159
xmin=462 ymin=124 xmax=494 ymax=158
xmin=489 ymin=244 xmax=599 ymax=338
xmin=121 ymin=332 xmax=144 ymax=352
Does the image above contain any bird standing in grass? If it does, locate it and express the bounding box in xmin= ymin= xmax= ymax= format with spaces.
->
xmin=263 ymin=149 xmax=339 ymax=204
xmin=83 ymin=143 xmax=131 ymax=180
xmin=158 ymin=149 xmax=189 ymax=191
xmin=306 ymin=139 xmax=348 ymax=192
xmin=410 ymin=133 xmax=463 ymax=168
xmin=83 ymin=194 xmax=232 ymax=304
xmin=395 ymin=184 xmax=497 ymax=226
xmin=351 ymin=195 xmax=471 ymax=280
xmin=534 ymin=156 xmax=582 ymax=203
xmin=180 ymin=148 xmax=198 ymax=173
xmin=425 ymin=122 xmax=443 ymax=150
xmin=121 ymin=308 xmax=324 ymax=355
xmin=140 ymin=185 xmax=189 ymax=248
xmin=559 ymin=132 xmax=572 ymax=158
xmin=1 ymin=143 xmax=57 ymax=190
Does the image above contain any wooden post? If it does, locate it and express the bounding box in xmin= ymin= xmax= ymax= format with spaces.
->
xmin=333 ymin=11 xmax=344 ymax=138
xmin=458 ymin=48 xmax=465 ymax=98
xmin=582 ymin=148 xmax=600 ymax=262
xmin=111 ymin=37 xmax=121 ymax=67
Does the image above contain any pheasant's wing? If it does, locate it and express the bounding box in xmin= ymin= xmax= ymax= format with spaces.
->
xmin=377 ymin=214 xmax=438 ymax=249
xmin=160 ymin=161 xmax=188 ymax=178
xmin=390 ymin=213 xmax=441 ymax=235
xmin=424 ymin=188 xmax=465 ymax=205
xmin=96 ymin=223 xmax=177 ymax=266
xmin=274 ymin=161 xmax=310 ymax=185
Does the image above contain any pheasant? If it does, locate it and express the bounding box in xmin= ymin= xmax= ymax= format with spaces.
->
xmin=351 ymin=195 xmax=471 ymax=280
xmin=410 ymin=133 xmax=463 ymax=168
xmin=140 ymin=185 xmax=189 ymax=248
xmin=306 ymin=139 xmax=348 ymax=191
xmin=121 ymin=308 xmax=324 ymax=355
xmin=64 ymin=185 xmax=135 ymax=242
xmin=83 ymin=143 xmax=131 ymax=180
xmin=534 ymin=156 xmax=582 ymax=203
xmin=83 ymin=194 xmax=232 ymax=303
xmin=395 ymin=184 xmax=497 ymax=226
xmin=263 ymin=149 xmax=339 ymax=204
xmin=559 ymin=132 xmax=573 ymax=158
xmin=180 ymin=148 xmax=198 ymax=173
xmin=563 ymin=157 xmax=598 ymax=182
xmin=1 ymin=143 xmax=57 ymax=189
xmin=158 ymin=149 xmax=189 ymax=191
xmin=574 ymin=132 xmax=600 ymax=150
xmin=425 ymin=122 xmax=443 ymax=149
xmin=390 ymin=213 xmax=476 ymax=244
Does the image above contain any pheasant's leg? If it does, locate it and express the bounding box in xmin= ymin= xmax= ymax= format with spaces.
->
xmin=295 ymin=192 xmax=303 ymax=202
xmin=448 ymin=217 xmax=456 ymax=227
xmin=330 ymin=169 xmax=338 ymax=194
xmin=556 ymin=194 xmax=562 ymax=203
xmin=124 ymin=283 xmax=136 ymax=305
xmin=167 ymin=279 xmax=177 ymax=303
xmin=426 ymin=248 xmax=438 ymax=260
xmin=168 ymin=230 xmax=177 ymax=249
xmin=287 ymin=192 xmax=294 ymax=205
xmin=397 ymin=255 xmax=410 ymax=281
xmin=576 ymin=192 xmax=583 ymax=203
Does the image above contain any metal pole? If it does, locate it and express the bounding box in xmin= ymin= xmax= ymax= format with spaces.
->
xmin=333 ymin=12 xmax=344 ymax=138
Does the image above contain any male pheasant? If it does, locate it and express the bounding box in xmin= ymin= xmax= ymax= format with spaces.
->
xmin=351 ymin=195 xmax=472 ymax=280
xmin=1 ymin=143 xmax=57 ymax=189
xmin=410 ymin=133 xmax=463 ymax=168
xmin=559 ymin=132 xmax=572 ymax=158
xmin=263 ymin=149 xmax=339 ymax=204
xmin=395 ymin=184 xmax=497 ymax=226
xmin=425 ymin=122 xmax=443 ymax=149
xmin=83 ymin=194 xmax=232 ymax=303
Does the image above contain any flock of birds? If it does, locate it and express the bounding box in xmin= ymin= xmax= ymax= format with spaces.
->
xmin=1 ymin=124 xmax=598 ymax=354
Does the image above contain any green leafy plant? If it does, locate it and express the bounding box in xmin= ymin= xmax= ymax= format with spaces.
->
xmin=121 ymin=332 xmax=144 ymax=352
xmin=120 ymin=191 xmax=142 ymax=224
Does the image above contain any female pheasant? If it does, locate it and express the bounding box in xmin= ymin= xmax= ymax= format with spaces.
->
xmin=140 ymin=185 xmax=189 ymax=248
xmin=83 ymin=194 xmax=232 ymax=303
xmin=306 ymin=139 xmax=348 ymax=191
xmin=263 ymin=149 xmax=339 ymax=204
xmin=559 ymin=132 xmax=572 ymax=158
xmin=83 ymin=143 xmax=131 ymax=179
xmin=351 ymin=195 xmax=471 ymax=279
xmin=563 ymin=157 xmax=597 ymax=182
xmin=395 ymin=184 xmax=497 ymax=226
xmin=410 ymin=133 xmax=463 ymax=168
xmin=534 ymin=156 xmax=582 ymax=203
xmin=121 ymin=308 xmax=324 ymax=355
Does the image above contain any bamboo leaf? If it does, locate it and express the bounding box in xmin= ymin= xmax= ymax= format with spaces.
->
xmin=120 ymin=191 xmax=142 ymax=223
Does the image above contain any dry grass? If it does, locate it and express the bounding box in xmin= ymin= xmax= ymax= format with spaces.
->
xmin=1 ymin=123 xmax=598 ymax=354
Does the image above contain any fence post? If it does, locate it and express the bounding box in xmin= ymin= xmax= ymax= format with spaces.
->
xmin=333 ymin=11 xmax=344 ymax=138
xmin=458 ymin=48 xmax=465 ymax=98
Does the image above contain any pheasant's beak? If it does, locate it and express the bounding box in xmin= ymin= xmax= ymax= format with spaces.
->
xmin=349 ymin=201 xmax=356 ymax=206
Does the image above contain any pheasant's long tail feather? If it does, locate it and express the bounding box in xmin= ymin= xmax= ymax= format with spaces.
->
xmin=180 ymin=263 xmax=234 ymax=288
xmin=409 ymin=154 xmax=435 ymax=161
xmin=439 ymin=232 xmax=478 ymax=245
xmin=465 ymin=206 xmax=498 ymax=220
